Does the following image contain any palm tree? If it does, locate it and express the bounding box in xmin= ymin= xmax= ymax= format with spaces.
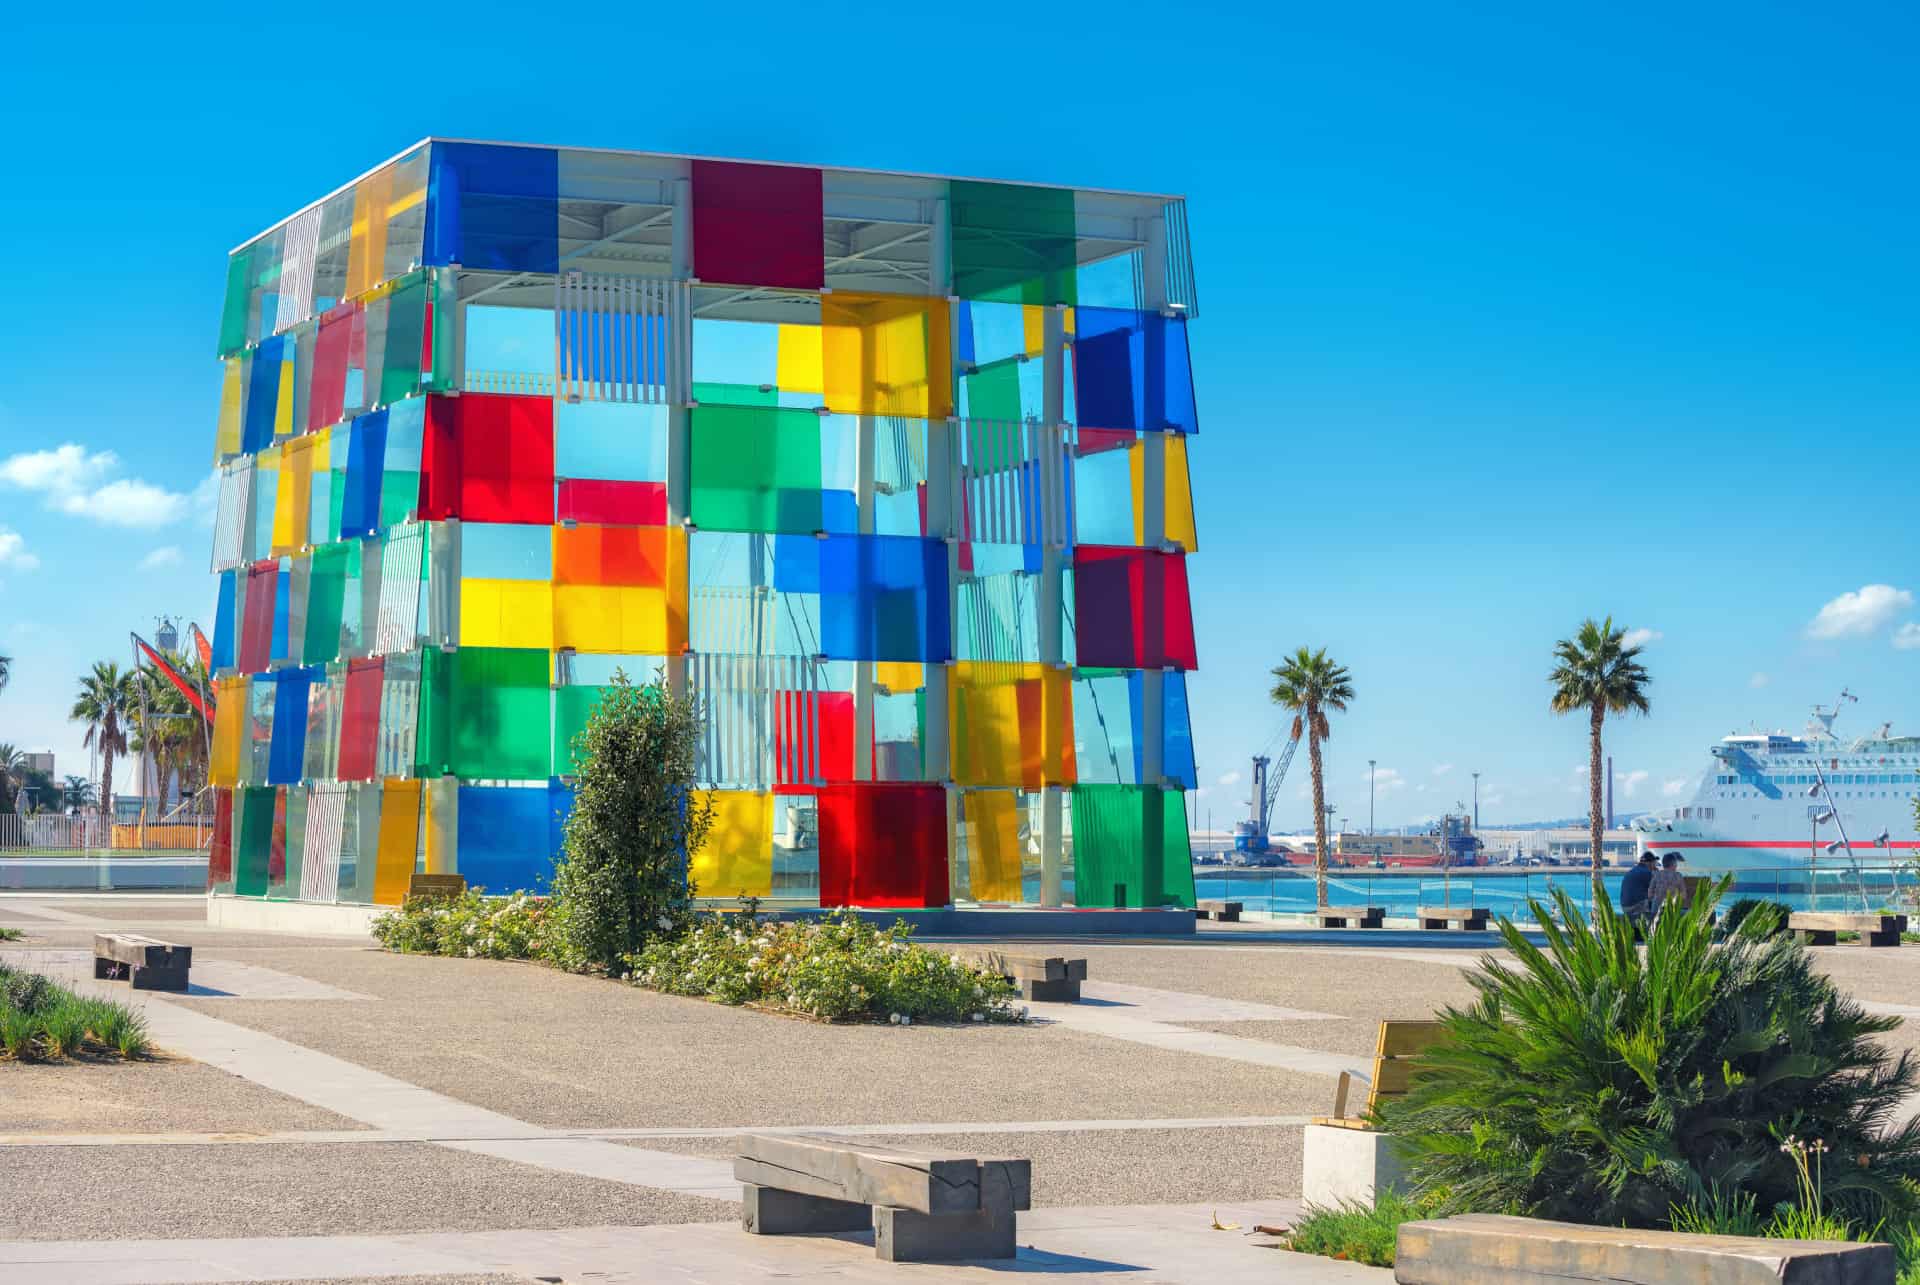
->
xmin=63 ymin=775 xmax=96 ymax=811
xmin=0 ymin=743 xmax=23 ymax=815
xmin=1270 ymin=647 xmax=1355 ymax=909
xmin=1549 ymin=616 xmax=1652 ymax=895
xmin=0 ymin=653 xmax=11 ymax=694
xmin=71 ymin=661 xmax=137 ymax=823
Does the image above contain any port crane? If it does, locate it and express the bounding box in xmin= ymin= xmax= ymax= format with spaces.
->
xmin=1233 ymin=726 xmax=1303 ymax=855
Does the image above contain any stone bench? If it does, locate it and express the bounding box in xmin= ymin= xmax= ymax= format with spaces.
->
xmin=735 ymin=1132 xmax=1030 ymax=1262
xmin=92 ymin=933 xmax=191 ymax=992
xmin=1195 ymin=899 xmax=1243 ymax=922
xmin=1787 ymin=912 xmax=1907 ymax=947
xmin=1317 ymin=905 xmax=1385 ymax=929
xmin=1417 ymin=905 xmax=1491 ymax=931
xmin=953 ymin=949 xmax=1086 ymax=1002
xmin=1395 ymin=1213 xmax=1892 ymax=1283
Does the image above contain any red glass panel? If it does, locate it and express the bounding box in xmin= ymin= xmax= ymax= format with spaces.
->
xmin=556 ymin=478 xmax=667 ymax=526
xmin=309 ymin=302 xmax=355 ymax=431
xmin=336 ymin=656 xmax=384 ymax=782
xmin=268 ymin=788 xmax=288 ymax=886
xmin=817 ymin=782 xmax=948 ymax=908
xmin=691 ymin=160 xmax=824 ymax=291
xmin=774 ymin=690 xmax=855 ymax=786
xmin=421 ymin=393 xmax=554 ymax=524
xmin=206 ymin=788 xmax=234 ymax=888
xmin=1071 ymin=546 xmax=1198 ymax=670
xmin=238 ymin=560 xmax=279 ymax=673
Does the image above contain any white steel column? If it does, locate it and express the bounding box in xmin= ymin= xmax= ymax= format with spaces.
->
xmin=926 ymin=196 xmax=958 ymax=899
xmin=852 ymin=412 xmax=877 ymax=780
xmin=1039 ymin=305 xmax=1068 ymax=907
xmin=666 ymin=174 xmax=693 ymax=700
xmin=1139 ymin=212 xmax=1169 ymax=801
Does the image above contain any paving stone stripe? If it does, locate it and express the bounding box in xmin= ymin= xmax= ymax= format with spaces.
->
xmin=1034 ymin=1001 xmax=1370 ymax=1078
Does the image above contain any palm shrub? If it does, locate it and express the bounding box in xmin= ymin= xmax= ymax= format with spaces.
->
xmin=547 ymin=670 xmax=714 ymax=973
xmin=1380 ymin=878 xmax=1920 ymax=1229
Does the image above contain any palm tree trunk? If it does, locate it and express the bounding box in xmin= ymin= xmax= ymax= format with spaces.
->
xmin=1309 ymin=716 xmax=1328 ymax=910
xmin=1589 ymin=701 xmax=1606 ymax=903
xmin=100 ymin=715 xmax=117 ymax=831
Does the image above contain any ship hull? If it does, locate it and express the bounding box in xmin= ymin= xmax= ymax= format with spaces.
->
xmin=1641 ymin=839 xmax=1919 ymax=871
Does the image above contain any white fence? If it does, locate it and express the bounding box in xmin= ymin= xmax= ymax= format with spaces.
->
xmin=0 ymin=813 xmax=214 ymax=853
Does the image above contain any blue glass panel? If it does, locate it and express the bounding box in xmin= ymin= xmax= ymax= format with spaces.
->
xmin=270 ymin=566 xmax=291 ymax=661
xmin=211 ymin=570 xmax=237 ymax=672
xmin=456 ymin=784 xmax=560 ymax=894
xmin=268 ymin=667 xmax=319 ymax=785
xmin=820 ymin=489 xmax=859 ymax=534
xmin=548 ymin=780 xmax=574 ymax=863
xmin=1127 ymin=671 xmax=1198 ymax=790
xmin=426 ymin=142 xmax=559 ymax=274
xmin=771 ymin=535 xmax=824 ymax=594
xmin=819 ymin=535 xmax=949 ymax=663
xmin=1072 ymin=308 xmax=1198 ymax=435
xmin=956 ymin=301 xmax=977 ymax=367
xmin=242 ymin=337 xmax=286 ymax=454
xmin=339 ymin=409 xmax=388 ymax=539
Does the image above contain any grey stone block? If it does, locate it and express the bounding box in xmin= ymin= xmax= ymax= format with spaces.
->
xmin=873 ymin=1201 xmax=1017 ymax=1262
xmin=1021 ymin=977 xmax=1081 ymax=1002
xmin=740 ymin=1183 xmax=870 ymax=1235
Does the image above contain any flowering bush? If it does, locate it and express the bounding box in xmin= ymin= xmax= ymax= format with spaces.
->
xmin=625 ymin=909 xmax=1025 ymax=1024
xmin=371 ymin=890 xmax=553 ymax=961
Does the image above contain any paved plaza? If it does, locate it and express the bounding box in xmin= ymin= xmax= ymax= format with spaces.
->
xmin=6 ymin=894 xmax=1920 ymax=1282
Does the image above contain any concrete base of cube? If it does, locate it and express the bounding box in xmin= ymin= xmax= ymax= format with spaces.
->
xmin=205 ymin=894 xmax=383 ymax=938
xmin=873 ymin=1203 xmax=1017 ymax=1262
xmin=1302 ymin=1123 xmax=1407 ymax=1209
xmin=740 ymin=1184 xmax=870 ymax=1235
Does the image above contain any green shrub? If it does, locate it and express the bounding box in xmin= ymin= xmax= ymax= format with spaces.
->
xmin=0 ymin=963 xmax=150 ymax=1062
xmin=1 ymin=968 xmax=56 ymax=1015
xmin=547 ymin=671 xmax=714 ymax=973
xmin=0 ymin=1007 xmax=40 ymax=1059
xmin=1280 ymin=1192 xmax=1425 ymax=1267
xmin=627 ymin=910 xmax=1024 ymax=1024
xmin=1718 ymin=898 xmax=1789 ymax=939
xmin=1380 ymin=878 xmax=1920 ymax=1229
xmin=0 ymin=925 xmax=21 ymax=942
xmin=37 ymin=1000 xmax=90 ymax=1058
xmin=372 ymin=890 xmax=552 ymax=960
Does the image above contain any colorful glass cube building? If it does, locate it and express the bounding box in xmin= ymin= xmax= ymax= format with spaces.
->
xmin=205 ymin=139 xmax=1203 ymax=913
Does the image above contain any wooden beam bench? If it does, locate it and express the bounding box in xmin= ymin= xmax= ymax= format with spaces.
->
xmin=952 ymin=949 xmax=1086 ymax=1002
xmin=1417 ymin=905 xmax=1491 ymax=931
xmin=1787 ymin=912 xmax=1907 ymax=947
xmin=92 ymin=933 xmax=192 ymax=992
xmin=735 ymin=1132 xmax=1030 ymax=1262
xmin=1195 ymin=899 xmax=1243 ymax=922
xmin=1317 ymin=905 xmax=1385 ymax=929
xmin=1395 ymin=1212 xmax=1892 ymax=1284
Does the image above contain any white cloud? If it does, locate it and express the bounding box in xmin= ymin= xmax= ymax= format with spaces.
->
xmin=1806 ymin=584 xmax=1915 ymax=640
xmin=192 ymin=469 xmax=221 ymax=529
xmin=0 ymin=527 xmax=38 ymax=573
xmin=1621 ymin=627 xmax=1663 ymax=649
xmin=137 ymin=546 xmax=183 ymax=571
xmin=0 ymin=443 xmax=190 ymax=530
xmin=1367 ymin=766 xmax=1406 ymax=792
xmin=1216 ymin=770 xmax=1242 ymax=788
xmin=1662 ymin=778 xmax=1690 ymax=798
xmin=1432 ymin=763 xmax=1454 ymax=777
xmin=1750 ymin=671 xmax=1770 ymax=688
xmin=1618 ymin=769 xmax=1650 ymax=798
xmin=1894 ymin=624 xmax=1920 ymax=652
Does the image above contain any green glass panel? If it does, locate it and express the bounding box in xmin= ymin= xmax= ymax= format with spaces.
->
xmin=219 ymin=248 xmax=254 ymax=357
xmin=414 ymin=646 xmax=452 ymax=779
xmin=302 ymin=544 xmax=350 ymax=664
xmin=380 ymin=272 xmax=430 ymax=405
xmin=950 ymin=180 xmax=1078 ymax=307
xmin=1069 ymin=784 xmax=1194 ymax=909
xmin=963 ymin=359 xmax=1022 ymax=423
xmin=425 ymin=268 xmax=459 ymax=393
xmin=278 ymin=789 xmax=307 ymax=899
xmin=693 ymin=381 xmax=777 ymax=406
xmin=235 ymin=785 xmax=276 ymax=896
xmin=552 ymin=685 xmax=610 ymax=775
xmin=447 ymin=647 xmax=550 ymax=780
xmin=689 ymin=405 xmax=824 ymax=533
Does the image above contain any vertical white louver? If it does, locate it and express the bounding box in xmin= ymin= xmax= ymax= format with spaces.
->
xmin=555 ymin=272 xmax=689 ymax=405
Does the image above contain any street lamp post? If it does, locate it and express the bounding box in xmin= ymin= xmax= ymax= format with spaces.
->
xmin=1368 ymin=759 xmax=1376 ymax=836
xmin=1472 ymin=772 xmax=1480 ymax=831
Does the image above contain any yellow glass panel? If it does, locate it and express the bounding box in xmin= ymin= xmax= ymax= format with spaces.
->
xmin=214 ymin=358 xmax=244 ymax=460
xmin=963 ymin=790 xmax=1022 ymax=903
xmin=553 ymin=584 xmax=662 ymax=653
xmin=373 ymin=778 xmax=422 ymax=905
xmin=1129 ymin=434 xmax=1199 ymax=553
xmin=274 ymin=356 xmax=296 ymax=438
xmin=692 ymin=790 xmax=773 ymax=899
xmin=346 ymin=166 xmax=394 ymax=299
xmin=460 ymin=579 xmax=555 ymax=650
xmin=874 ymin=661 xmax=924 ymax=694
xmin=1035 ymin=668 xmax=1076 ymax=786
xmin=209 ymin=676 xmax=249 ymax=787
xmin=950 ymin=661 xmax=1073 ymax=789
xmin=774 ymin=324 xmax=823 ymax=394
xmin=271 ymin=439 xmax=315 ymax=556
xmin=821 ymin=293 xmax=952 ymax=419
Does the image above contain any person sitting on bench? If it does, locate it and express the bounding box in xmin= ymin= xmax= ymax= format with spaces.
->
xmin=1619 ymin=851 xmax=1655 ymax=929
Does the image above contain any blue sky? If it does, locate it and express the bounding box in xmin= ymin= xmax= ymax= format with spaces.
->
xmin=1 ymin=2 xmax=1914 ymax=827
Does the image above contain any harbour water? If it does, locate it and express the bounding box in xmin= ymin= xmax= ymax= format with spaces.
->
xmin=1189 ymin=863 xmax=1919 ymax=921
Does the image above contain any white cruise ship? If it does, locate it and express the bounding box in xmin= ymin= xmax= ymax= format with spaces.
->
xmin=1633 ymin=693 xmax=1920 ymax=870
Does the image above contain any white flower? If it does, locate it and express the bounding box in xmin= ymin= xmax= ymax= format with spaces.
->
xmin=658 ymin=916 xmax=673 ymax=930
xmin=899 ymin=1015 xmax=911 ymax=1026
